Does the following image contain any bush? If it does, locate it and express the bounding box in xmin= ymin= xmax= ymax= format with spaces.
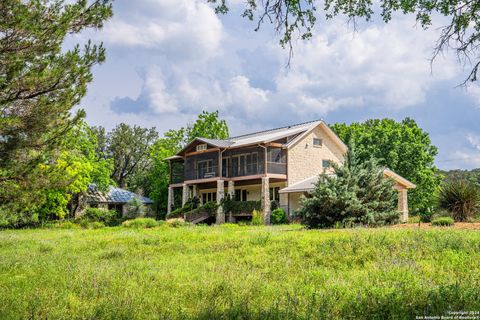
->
xmin=166 ymin=205 xmax=192 ymax=219
xmin=122 ymin=218 xmax=158 ymax=229
xmin=89 ymin=221 xmax=106 ymax=229
xmin=166 ymin=218 xmax=187 ymax=228
xmin=54 ymin=221 xmax=80 ymax=229
xmin=223 ymin=197 xmax=261 ymax=214
xmin=82 ymin=208 xmax=118 ymax=226
xmin=438 ymin=180 xmax=480 ymax=222
xmin=166 ymin=201 xmax=218 ymax=220
xmin=431 ymin=217 xmax=454 ymax=227
xmin=124 ymin=197 xmax=147 ymax=219
xmin=251 ymin=209 xmax=263 ymax=225
xmin=271 ymin=208 xmax=287 ymax=224
xmin=270 ymin=200 xmax=279 ymax=211
xmin=297 ymin=147 xmax=399 ymax=228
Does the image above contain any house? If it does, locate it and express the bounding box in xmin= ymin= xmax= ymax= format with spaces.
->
xmin=166 ymin=120 xmax=415 ymax=224
xmin=85 ymin=185 xmax=154 ymax=216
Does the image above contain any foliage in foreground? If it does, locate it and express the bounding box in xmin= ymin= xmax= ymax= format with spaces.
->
xmin=1 ymin=227 xmax=480 ymax=319
xmin=298 ymin=146 xmax=398 ymax=228
xmin=438 ymin=180 xmax=480 ymax=222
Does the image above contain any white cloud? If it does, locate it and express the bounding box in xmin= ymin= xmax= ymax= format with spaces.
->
xmin=467 ymin=134 xmax=480 ymax=151
xmin=144 ymin=67 xmax=178 ymax=113
xmin=100 ymin=0 xmax=223 ymax=61
xmin=272 ymin=18 xmax=458 ymax=113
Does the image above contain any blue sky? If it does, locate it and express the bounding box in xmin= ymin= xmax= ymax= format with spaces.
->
xmin=75 ymin=0 xmax=480 ymax=170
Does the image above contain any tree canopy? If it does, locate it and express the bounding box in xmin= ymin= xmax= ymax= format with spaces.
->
xmin=209 ymin=0 xmax=480 ymax=82
xmin=0 ymin=0 xmax=112 ymax=215
xmin=331 ymin=118 xmax=441 ymax=212
xmin=91 ymin=124 xmax=159 ymax=189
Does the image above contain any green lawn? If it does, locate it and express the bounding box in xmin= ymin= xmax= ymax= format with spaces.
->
xmin=1 ymin=224 xmax=480 ymax=319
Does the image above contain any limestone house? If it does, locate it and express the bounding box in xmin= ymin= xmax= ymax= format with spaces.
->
xmin=166 ymin=120 xmax=415 ymax=224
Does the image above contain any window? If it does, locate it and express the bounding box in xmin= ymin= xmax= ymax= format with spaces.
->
xmin=313 ymin=138 xmax=323 ymax=147
xmin=222 ymin=157 xmax=230 ymax=177
xmin=202 ymin=192 xmax=217 ymax=203
xmin=196 ymin=143 xmax=207 ymax=152
xmin=197 ymin=160 xmax=214 ymax=178
xmin=232 ymin=152 xmax=258 ymax=176
xmin=234 ymin=189 xmax=248 ymax=201
xmin=268 ymin=148 xmax=283 ymax=163
xmin=269 ymin=187 xmax=280 ymax=201
xmin=322 ymin=159 xmax=331 ymax=168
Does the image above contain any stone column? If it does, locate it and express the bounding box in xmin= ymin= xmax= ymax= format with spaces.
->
xmin=397 ymin=189 xmax=409 ymax=223
xmin=261 ymin=177 xmax=271 ymax=225
xmin=216 ymin=180 xmax=225 ymax=224
xmin=182 ymin=183 xmax=189 ymax=207
xmin=192 ymin=185 xmax=198 ymax=199
xmin=167 ymin=186 xmax=173 ymax=215
xmin=227 ymin=181 xmax=235 ymax=199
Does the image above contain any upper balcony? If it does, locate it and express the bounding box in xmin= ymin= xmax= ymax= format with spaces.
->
xmin=169 ymin=145 xmax=287 ymax=184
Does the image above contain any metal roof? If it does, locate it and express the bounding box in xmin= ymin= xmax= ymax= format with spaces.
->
xmin=86 ymin=185 xmax=154 ymax=204
xmin=279 ymin=175 xmax=328 ymax=193
xmin=173 ymin=120 xmax=324 ymax=157
xmin=279 ymin=169 xmax=416 ymax=194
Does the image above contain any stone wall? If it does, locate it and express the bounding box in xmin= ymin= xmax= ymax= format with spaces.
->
xmin=287 ymin=125 xmax=345 ymax=185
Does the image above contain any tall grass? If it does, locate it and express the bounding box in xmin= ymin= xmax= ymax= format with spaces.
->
xmin=1 ymin=225 xmax=480 ymax=319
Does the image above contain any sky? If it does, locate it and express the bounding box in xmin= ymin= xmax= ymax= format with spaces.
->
xmin=73 ymin=0 xmax=480 ymax=170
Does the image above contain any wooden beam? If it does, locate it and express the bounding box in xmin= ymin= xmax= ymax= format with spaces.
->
xmin=265 ymin=142 xmax=283 ymax=148
xmin=185 ymin=147 xmax=220 ymax=157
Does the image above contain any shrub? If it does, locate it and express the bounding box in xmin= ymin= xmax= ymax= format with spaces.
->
xmin=431 ymin=217 xmax=454 ymax=227
xmin=297 ymin=146 xmax=398 ymax=228
xmin=54 ymin=221 xmax=80 ymax=229
xmin=166 ymin=201 xmax=218 ymax=220
xmin=270 ymin=200 xmax=279 ymax=211
xmin=89 ymin=221 xmax=106 ymax=229
xmin=438 ymin=180 xmax=480 ymax=222
xmin=419 ymin=209 xmax=434 ymax=223
xmin=271 ymin=208 xmax=287 ymax=224
xmin=124 ymin=197 xmax=147 ymax=219
xmin=166 ymin=205 xmax=192 ymax=219
xmin=251 ymin=209 xmax=263 ymax=225
xmin=83 ymin=208 xmax=118 ymax=226
xmin=166 ymin=218 xmax=187 ymax=228
xmin=122 ymin=218 xmax=158 ymax=228
xmin=223 ymin=197 xmax=261 ymax=214
xmin=201 ymin=201 xmax=218 ymax=215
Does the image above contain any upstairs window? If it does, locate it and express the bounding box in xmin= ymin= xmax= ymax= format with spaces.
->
xmin=313 ymin=138 xmax=323 ymax=147
xmin=322 ymin=159 xmax=331 ymax=168
xmin=196 ymin=143 xmax=207 ymax=152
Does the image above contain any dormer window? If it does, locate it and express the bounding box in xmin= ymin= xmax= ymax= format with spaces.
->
xmin=313 ymin=138 xmax=323 ymax=147
xmin=196 ymin=143 xmax=207 ymax=152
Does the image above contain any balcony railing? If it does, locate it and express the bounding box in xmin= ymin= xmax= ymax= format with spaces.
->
xmin=267 ymin=162 xmax=287 ymax=174
xmin=191 ymin=165 xmax=218 ymax=180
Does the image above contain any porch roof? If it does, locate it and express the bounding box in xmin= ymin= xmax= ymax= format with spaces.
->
xmin=279 ymin=169 xmax=416 ymax=194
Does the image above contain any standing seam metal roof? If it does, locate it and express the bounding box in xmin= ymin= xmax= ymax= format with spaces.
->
xmin=86 ymin=185 xmax=154 ymax=204
xmin=173 ymin=120 xmax=324 ymax=157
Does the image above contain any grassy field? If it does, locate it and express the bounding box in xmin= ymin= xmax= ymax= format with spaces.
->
xmin=1 ymin=224 xmax=480 ymax=319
